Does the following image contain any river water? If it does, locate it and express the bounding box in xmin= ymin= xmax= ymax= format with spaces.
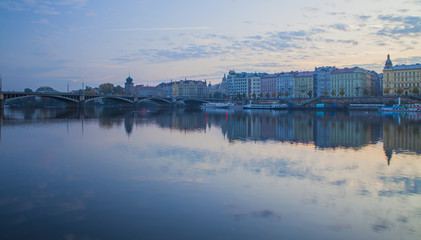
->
xmin=0 ymin=107 xmax=420 ymax=240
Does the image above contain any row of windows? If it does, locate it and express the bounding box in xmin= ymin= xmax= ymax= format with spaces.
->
xmin=395 ymin=77 xmax=420 ymax=81
xmin=394 ymin=72 xmax=420 ymax=76
xmin=386 ymin=83 xmax=420 ymax=88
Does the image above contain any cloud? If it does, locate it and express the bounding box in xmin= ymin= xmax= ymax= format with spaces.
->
xmin=0 ymin=0 xmax=33 ymax=11
xmin=0 ymin=0 xmax=88 ymax=14
xmin=108 ymin=27 xmax=210 ymax=31
xmin=337 ymin=39 xmax=358 ymax=45
xmin=34 ymin=5 xmax=60 ymax=15
xmin=32 ymin=18 xmax=50 ymax=24
xmin=357 ymin=15 xmax=371 ymax=20
xmin=114 ymin=44 xmax=228 ymax=63
xmin=377 ymin=15 xmax=421 ymax=39
xmin=329 ymin=23 xmax=349 ymax=31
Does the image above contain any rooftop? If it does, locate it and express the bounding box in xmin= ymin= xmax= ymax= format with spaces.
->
xmin=393 ymin=63 xmax=421 ymax=70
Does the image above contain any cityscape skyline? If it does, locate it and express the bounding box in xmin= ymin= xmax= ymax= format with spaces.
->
xmin=1 ymin=0 xmax=421 ymax=92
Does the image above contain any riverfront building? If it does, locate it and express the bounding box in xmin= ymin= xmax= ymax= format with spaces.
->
xmin=294 ymin=71 xmax=313 ymax=98
xmin=330 ymin=67 xmax=371 ymax=97
xmin=313 ymin=67 xmax=336 ymax=97
xmin=172 ymin=79 xmax=207 ymax=98
xmin=277 ymin=72 xmax=295 ymax=98
xmin=222 ymin=71 xmax=263 ymax=98
xmin=382 ymin=54 xmax=421 ymax=95
xmin=260 ymin=74 xmax=277 ymax=98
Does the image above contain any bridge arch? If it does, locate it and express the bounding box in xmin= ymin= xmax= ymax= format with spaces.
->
xmin=85 ymin=96 xmax=134 ymax=104
xmin=138 ymin=97 xmax=172 ymax=105
xmin=4 ymin=94 xmax=80 ymax=104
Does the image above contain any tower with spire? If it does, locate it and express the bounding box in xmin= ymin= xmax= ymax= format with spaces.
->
xmin=125 ymin=75 xmax=135 ymax=95
xmin=384 ymin=54 xmax=393 ymax=69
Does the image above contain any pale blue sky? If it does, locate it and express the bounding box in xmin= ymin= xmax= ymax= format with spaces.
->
xmin=1 ymin=0 xmax=421 ymax=91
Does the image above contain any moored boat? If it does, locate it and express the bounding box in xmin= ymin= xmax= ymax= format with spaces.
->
xmin=201 ymin=102 xmax=237 ymax=109
xmin=243 ymin=103 xmax=288 ymax=110
xmin=379 ymin=104 xmax=421 ymax=112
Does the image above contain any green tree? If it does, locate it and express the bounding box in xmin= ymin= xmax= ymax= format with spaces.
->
xmin=339 ymin=89 xmax=345 ymax=96
xmin=363 ymin=88 xmax=369 ymax=96
xmin=242 ymin=92 xmax=246 ymax=99
xmin=383 ymin=88 xmax=390 ymax=94
xmin=307 ymin=90 xmax=312 ymax=98
xmin=278 ymin=91 xmax=283 ymax=98
xmin=236 ymin=93 xmax=241 ymax=99
xmin=323 ymin=90 xmax=328 ymax=96
xmin=396 ymin=88 xmax=403 ymax=95
xmin=85 ymin=88 xmax=97 ymax=95
xmin=272 ymin=92 xmax=276 ymax=98
xmin=284 ymin=91 xmax=289 ymax=97
xmin=113 ymin=85 xmax=124 ymax=95
xmin=266 ymin=92 xmax=269 ymax=99
xmin=370 ymin=88 xmax=376 ymax=96
xmin=331 ymin=89 xmax=335 ymax=96
xmin=252 ymin=93 xmax=256 ymax=99
xmin=213 ymin=92 xmax=222 ymax=99
xmin=99 ymin=83 xmax=114 ymax=95
xmin=412 ymin=87 xmax=420 ymax=95
xmin=24 ymin=88 xmax=33 ymax=93
xmin=259 ymin=93 xmax=263 ymax=98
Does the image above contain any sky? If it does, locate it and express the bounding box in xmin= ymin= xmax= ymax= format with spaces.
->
xmin=1 ymin=0 xmax=421 ymax=92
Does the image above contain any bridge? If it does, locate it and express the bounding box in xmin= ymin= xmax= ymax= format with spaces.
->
xmin=0 ymin=91 xmax=218 ymax=109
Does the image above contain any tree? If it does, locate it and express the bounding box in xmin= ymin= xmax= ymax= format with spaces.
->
xmin=259 ymin=93 xmax=263 ymax=98
xmin=383 ymin=88 xmax=390 ymax=94
xmin=85 ymin=88 xmax=97 ymax=95
xmin=396 ymin=88 xmax=403 ymax=95
xmin=412 ymin=87 xmax=420 ymax=95
xmin=242 ymin=92 xmax=246 ymax=99
xmin=236 ymin=93 xmax=241 ymax=99
xmin=307 ymin=90 xmax=312 ymax=98
xmin=339 ymin=89 xmax=345 ymax=97
xmin=370 ymin=88 xmax=376 ymax=96
xmin=323 ymin=90 xmax=328 ymax=97
xmin=284 ymin=91 xmax=289 ymax=97
xmin=272 ymin=92 xmax=276 ymax=98
xmin=213 ymin=92 xmax=222 ymax=99
xmin=24 ymin=88 xmax=33 ymax=93
xmin=252 ymin=93 xmax=256 ymax=99
xmin=363 ymin=88 xmax=369 ymax=96
xmin=113 ymin=85 xmax=124 ymax=95
xmin=278 ymin=91 xmax=283 ymax=98
xmin=266 ymin=93 xmax=269 ymax=99
xmin=331 ymin=89 xmax=335 ymax=96
xmin=99 ymin=83 xmax=114 ymax=95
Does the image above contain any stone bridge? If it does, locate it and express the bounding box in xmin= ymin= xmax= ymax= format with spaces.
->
xmin=0 ymin=91 xmax=223 ymax=108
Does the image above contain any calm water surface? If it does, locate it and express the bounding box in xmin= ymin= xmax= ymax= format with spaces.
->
xmin=0 ymin=107 xmax=420 ymax=240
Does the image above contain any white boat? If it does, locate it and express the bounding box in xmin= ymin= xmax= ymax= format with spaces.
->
xmin=379 ymin=104 xmax=421 ymax=112
xmin=378 ymin=98 xmax=421 ymax=112
xmin=201 ymin=102 xmax=236 ymax=109
xmin=243 ymin=103 xmax=288 ymax=110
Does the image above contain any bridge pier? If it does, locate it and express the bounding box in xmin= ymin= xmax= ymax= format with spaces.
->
xmin=0 ymin=92 xmax=3 ymax=110
xmin=79 ymin=100 xmax=85 ymax=109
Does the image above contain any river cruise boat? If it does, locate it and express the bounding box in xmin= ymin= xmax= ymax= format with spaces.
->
xmin=379 ymin=104 xmax=421 ymax=112
xmin=201 ymin=102 xmax=237 ymax=109
xmin=243 ymin=103 xmax=288 ymax=110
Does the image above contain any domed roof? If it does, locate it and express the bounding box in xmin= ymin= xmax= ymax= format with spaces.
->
xmin=384 ymin=54 xmax=393 ymax=69
xmin=126 ymin=75 xmax=133 ymax=83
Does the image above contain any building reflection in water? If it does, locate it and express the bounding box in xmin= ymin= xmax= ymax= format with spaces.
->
xmin=2 ymin=107 xmax=420 ymax=165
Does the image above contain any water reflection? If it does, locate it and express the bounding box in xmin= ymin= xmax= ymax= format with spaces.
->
xmin=1 ymin=107 xmax=420 ymax=239
xmin=2 ymin=107 xmax=420 ymax=165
